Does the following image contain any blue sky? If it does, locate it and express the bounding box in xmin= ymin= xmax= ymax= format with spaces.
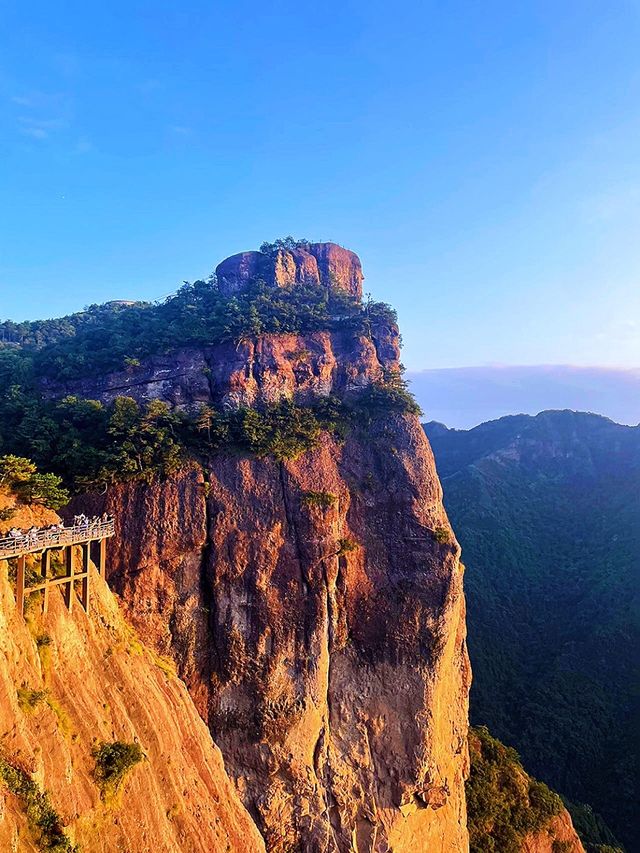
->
xmin=408 ymin=365 xmax=640 ymax=428
xmin=1 ymin=0 xmax=639 ymax=371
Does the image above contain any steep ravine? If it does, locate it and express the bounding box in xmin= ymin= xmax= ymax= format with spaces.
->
xmin=425 ymin=411 xmax=637 ymax=851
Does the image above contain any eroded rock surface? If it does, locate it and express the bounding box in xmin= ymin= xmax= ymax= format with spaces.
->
xmin=74 ymin=416 xmax=470 ymax=852
xmin=215 ymin=242 xmax=364 ymax=298
xmin=0 ymin=548 xmax=265 ymax=853
xmin=43 ymin=325 xmax=399 ymax=412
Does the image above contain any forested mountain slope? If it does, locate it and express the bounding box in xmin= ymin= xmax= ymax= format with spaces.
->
xmin=425 ymin=410 xmax=639 ymax=851
xmin=466 ymin=726 xmax=584 ymax=853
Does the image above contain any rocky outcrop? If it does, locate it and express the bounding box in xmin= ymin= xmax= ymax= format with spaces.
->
xmin=521 ymin=812 xmax=584 ymax=853
xmin=42 ymin=325 xmax=399 ymax=411
xmin=0 ymin=550 xmax=265 ymax=852
xmin=466 ymin=726 xmax=585 ymax=853
xmin=215 ymin=243 xmax=364 ymax=299
xmin=73 ymin=413 xmax=470 ymax=852
xmin=0 ymin=489 xmax=59 ymax=535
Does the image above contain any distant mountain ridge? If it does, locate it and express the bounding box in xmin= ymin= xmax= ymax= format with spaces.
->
xmin=424 ymin=410 xmax=639 ymax=851
xmin=409 ymin=365 xmax=640 ymax=429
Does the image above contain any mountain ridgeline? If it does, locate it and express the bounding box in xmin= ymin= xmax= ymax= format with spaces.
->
xmin=425 ymin=411 xmax=639 ymax=852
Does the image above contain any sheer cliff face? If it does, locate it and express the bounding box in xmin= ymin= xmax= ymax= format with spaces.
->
xmin=85 ymin=428 xmax=469 ymax=852
xmin=0 ymin=550 xmax=265 ymax=852
xmin=65 ymin=255 xmax=471 ymax=852
xmin=44 ymin=325 xmax=400 ymax=411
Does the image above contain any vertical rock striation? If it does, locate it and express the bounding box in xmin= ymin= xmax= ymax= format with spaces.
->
xmin=215 ymin=242 xmax=364 ymax=298
xmin=79 ymin=422 xmax=470 ymax=851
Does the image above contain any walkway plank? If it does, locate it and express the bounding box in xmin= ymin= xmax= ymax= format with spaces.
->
xmin=0 ymin=518 xmax=115 ymax=617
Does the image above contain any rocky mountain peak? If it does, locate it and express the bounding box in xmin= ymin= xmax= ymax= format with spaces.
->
xmin=215 ymin=241 xmax=364 ymax=298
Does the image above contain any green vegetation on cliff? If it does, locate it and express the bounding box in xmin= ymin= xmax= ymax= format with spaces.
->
xmin=0 ymin=272 xmax=418 ymax=493
xmin=0 ymin=276 xmax=395 ymax=381
xmin=425 ymin=411 xmax=638 ymax=851
xmin=0 ymin=455 xmax=69 ymax=511
xmin=0 ymin=754 xmax=78 ymax=852
xmin=259 ymin=236 xmax=311 ymax=254
xmin=92 ymin=741 xmax=144 ymax=804
xmin=467 ymin=725 xmax=563 ymax=852
xmin=562 ymin=801 xmax=625 ymax=853
xmin=0 ymin=340 xmax=418 ymax=493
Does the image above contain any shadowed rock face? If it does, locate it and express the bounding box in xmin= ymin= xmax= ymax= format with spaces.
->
xmin=215 ymin=242 xmax=364 ymax=299
xmin=215 ymin=251 xmax=271 ymax=292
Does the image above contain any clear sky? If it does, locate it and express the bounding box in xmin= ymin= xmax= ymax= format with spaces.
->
xmin=1 ymin=0 xmax=639 ymax=371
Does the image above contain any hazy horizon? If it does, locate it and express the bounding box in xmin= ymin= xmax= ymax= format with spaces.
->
xmin=408 ymin=364 xmax=640 ymax=429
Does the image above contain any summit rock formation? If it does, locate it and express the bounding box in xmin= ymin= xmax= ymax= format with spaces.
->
xmin=215 ymin=242 xmax=364 ymax=298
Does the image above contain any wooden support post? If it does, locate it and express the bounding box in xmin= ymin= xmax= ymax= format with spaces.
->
xmin=80 ymin=542 xmax=90 ymax=612
xmin=16 ymin=555 xmax=25 ymax=616
xmin=41 ymin=550 xmax=51 ymax=614
xmin=64 ymin=546 xmax=75 ymax=611
xmin=98 ymin=537 xmax=106 ymax=579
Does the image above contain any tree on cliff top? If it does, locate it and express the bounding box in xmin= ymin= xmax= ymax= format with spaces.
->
xmin=0 ymin=455 xmax=37 ymax=487
xmin=259 ymin=236 xmax=311 ymax=254
xmin=0 ymin=455 xmax=69 ymax=510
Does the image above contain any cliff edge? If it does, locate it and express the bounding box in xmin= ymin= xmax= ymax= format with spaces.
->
xmin=2 ymin=242 xmax=471 ymax=851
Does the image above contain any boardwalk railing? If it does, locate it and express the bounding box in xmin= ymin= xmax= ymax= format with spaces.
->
xmin=0 ymin=518 xmax=115 ymax=616
xmin=0 ymin=519 xmax=115 ymax=559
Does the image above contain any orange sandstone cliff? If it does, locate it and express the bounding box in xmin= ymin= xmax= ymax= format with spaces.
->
xmin=63 ymin=244 xmax=472 ymax=852
xmin=0 ymin=244 xmax=591 ymax=853
xmin=0 ymin=530 xmax=265 ymax=852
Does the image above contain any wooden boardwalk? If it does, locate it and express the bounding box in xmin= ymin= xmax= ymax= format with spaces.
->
xmin=0 ymin=519 xmax=115 ymax=616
